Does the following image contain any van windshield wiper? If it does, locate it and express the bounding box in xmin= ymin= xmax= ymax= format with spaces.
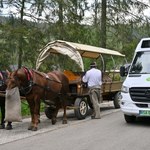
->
xmin=129 ymin=72 xmax=139 ymax=74
xmin=129 ymin=72 xmax=149 ymax=74
xmin=140 ymin=72 xmax=150 ymax=74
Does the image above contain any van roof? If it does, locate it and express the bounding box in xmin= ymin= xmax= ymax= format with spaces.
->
xmin=136 ymin=38 xmax=150 ymax=52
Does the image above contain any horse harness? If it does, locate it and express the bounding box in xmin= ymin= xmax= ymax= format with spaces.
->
xmin=18 ymin=67 xmax=62 ymax=98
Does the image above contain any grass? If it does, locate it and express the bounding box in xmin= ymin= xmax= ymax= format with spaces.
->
xmin=21 ymin=100 xmax=45 ymax=117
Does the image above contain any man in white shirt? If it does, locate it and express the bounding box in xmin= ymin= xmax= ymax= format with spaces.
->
xmin=82 ymin=62 xmax=102 ymax=119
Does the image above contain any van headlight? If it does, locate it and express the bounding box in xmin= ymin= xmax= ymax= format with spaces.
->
xmin=121 ymin=85 xmax=129 ymax=93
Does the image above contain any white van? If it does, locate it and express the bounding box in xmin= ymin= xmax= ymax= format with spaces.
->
xmin=120 ymin=37 xmax=150 ymax=123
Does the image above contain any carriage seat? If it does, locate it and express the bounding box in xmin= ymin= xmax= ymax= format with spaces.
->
xmin=63 ymin=70 xmax=81 ymax=83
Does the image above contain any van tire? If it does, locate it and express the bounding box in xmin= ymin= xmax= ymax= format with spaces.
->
xmin=124 ymin=114 xmax=136 ymax=123
xmin=113 ymin=91 xmax=121 ymax=109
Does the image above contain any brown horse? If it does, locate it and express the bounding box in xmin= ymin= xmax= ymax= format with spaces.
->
xmin=6 ymin=67 xmax=69 ymax=131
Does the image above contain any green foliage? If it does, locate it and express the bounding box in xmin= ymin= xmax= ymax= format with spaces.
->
xmin=109 ymin=72 xmax=121 ymax=81
xmin=39 ymin=54 xmax=82 ymax=72
xmin=21 ymin=101 xmax=30 ymax=116
xmin=21 ymin=101 xmax=45 ymax=117
xmin=0 ymin=0 xmax=150 ymax=70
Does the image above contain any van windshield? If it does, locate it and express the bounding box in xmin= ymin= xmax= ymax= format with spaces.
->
xmin=129 ymin=51 xmax=150 ymax=74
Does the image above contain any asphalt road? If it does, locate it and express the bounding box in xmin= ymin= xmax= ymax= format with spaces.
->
xmin=1 ymin=102 xmax=150 ymax=150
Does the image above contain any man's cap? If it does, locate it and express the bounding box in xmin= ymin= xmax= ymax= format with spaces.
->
xmin=90 ymin=62 xmax=97 ymax=67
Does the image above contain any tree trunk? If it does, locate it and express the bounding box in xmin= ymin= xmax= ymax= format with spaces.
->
xmin=58 ymin=0 xmax=64 ymax=40
xmin=100 ymin=0 xmax=106 ymax=48
xmin=18 ymin=0 xmax=25 ymax=69
xmin=94 ymin=0 xmax=98 ymax=26
xmin=0 ymin=0 xmax=3 ymax=7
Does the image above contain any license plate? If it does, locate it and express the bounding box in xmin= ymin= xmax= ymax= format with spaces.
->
xmin=139 ymin=110 xmax=150 ymax=116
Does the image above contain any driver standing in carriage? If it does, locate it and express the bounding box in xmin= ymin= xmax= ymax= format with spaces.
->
xmin=82 ymin=62 xmax=102 ymax=119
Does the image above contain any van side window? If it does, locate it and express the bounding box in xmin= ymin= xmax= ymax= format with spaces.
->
xmin=141 ymin=40 xmax=150 ymax=48
xmin=130 ymin=52 xmax=150 ymax=74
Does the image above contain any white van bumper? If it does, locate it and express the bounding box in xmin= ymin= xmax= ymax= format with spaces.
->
xmin=120 ymin=93 xmax=150 ymax=117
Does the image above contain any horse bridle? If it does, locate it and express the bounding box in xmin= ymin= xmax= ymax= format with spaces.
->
xmin=19 ymin=67 xmax=34 ymax=95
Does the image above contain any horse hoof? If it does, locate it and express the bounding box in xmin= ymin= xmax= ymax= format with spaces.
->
xmin=31 ymin=127 xmax=38 ymax=131
xmin=28 ymin=126 xmax=33 ymax=130
xmin=51 ymin=119 xmax=57 ymax=125
xmin=62 ymin=120 xmax=67 ymax=124
xmin=28 ymin=126 xmax=37 ymax=131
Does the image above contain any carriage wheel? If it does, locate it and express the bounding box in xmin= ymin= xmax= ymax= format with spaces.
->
xmin=74 ymin=98 xmax=88 ymax=120
xmin=44 ymin=107 xmax=56 ymax=119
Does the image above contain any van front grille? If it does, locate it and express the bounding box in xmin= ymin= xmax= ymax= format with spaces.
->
xmin=129 ymin=87 xmax=150 ymax=103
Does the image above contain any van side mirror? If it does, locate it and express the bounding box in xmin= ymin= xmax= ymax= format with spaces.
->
xmin=120 ymin=64 xmax=131 ymax=77
xmin=120 ymin=66 xmax=126 ymax=77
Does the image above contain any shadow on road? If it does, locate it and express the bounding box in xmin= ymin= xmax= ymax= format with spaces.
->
xmin=135 ymin=117 xmax=150 ymax=126
xmin=66 ymin=104 xmax=116 ymax=119
xmin=122 ymin=117 xmax=150 ymax=127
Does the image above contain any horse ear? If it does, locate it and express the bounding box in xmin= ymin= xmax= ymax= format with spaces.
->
xmin=6 ymin=69 xmax=10 ymax=76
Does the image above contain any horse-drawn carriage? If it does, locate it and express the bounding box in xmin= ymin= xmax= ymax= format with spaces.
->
xmin=0 ymin=40 xmax=126 ymax=131
xmin=36 ymin=40 xmax=126 ymax=120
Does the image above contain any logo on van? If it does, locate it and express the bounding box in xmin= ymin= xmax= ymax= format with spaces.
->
xmin=146 ymin=77 xmax=150 ymax=81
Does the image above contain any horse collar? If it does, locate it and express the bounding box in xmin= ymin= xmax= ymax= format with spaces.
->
xmin=18 ymin=67 xmax=34 ymax=95
xmin=23 ymin=67 xmax=33 ymax=81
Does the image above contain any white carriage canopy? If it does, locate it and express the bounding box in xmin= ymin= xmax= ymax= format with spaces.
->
xmin=36 ymin=40 xmax=125 ymax=71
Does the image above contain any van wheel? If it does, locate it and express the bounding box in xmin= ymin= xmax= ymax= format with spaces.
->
xmin=113 ymin=91 xmax=121 ymax=109
xmin=74 ymin=98 xmax=88 ymax=120
xmin=124 ymin=114 xmax=136 ymax=123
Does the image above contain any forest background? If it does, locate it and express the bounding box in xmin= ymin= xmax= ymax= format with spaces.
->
xmin=0 ymin=0 xmax=150 ymax=72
